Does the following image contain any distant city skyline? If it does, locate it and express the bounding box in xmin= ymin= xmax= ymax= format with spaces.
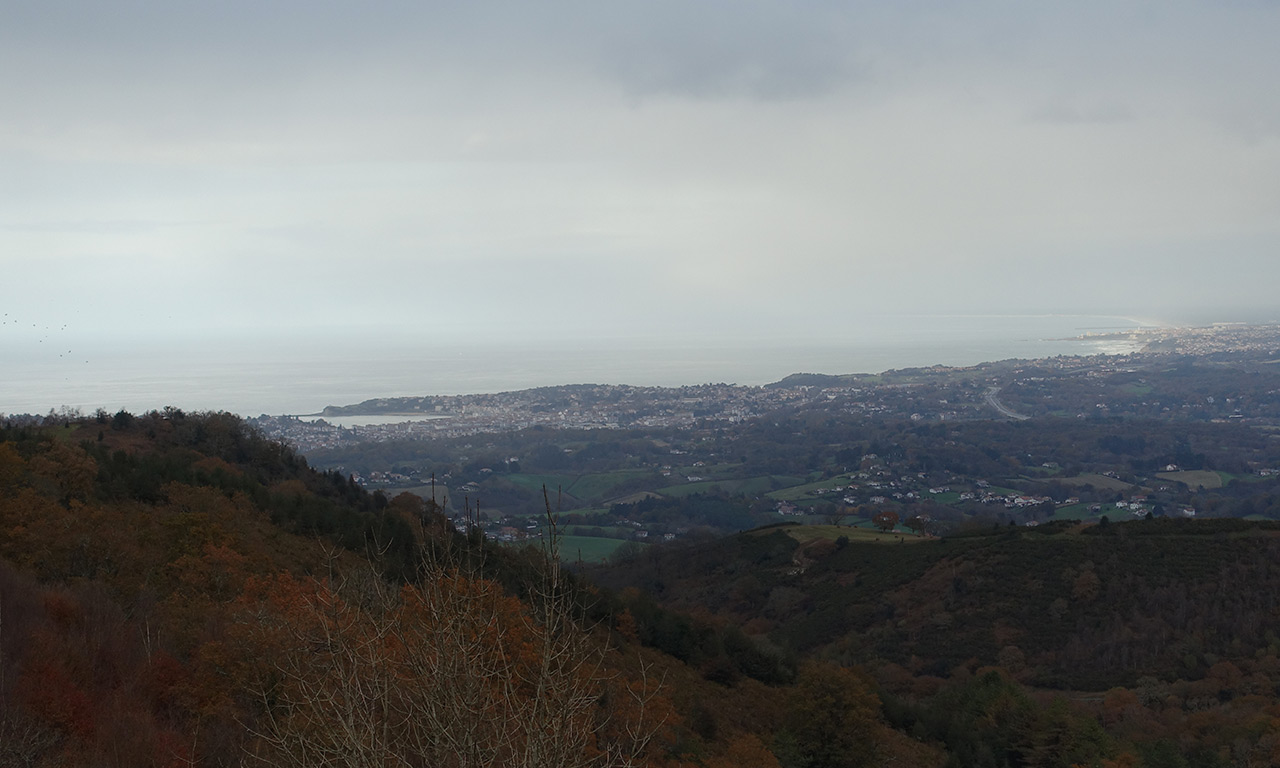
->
xmin=3 ymin=1 xmax=1279 ymax=359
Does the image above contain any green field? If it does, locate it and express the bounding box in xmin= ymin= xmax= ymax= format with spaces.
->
xmin=557 ymin=535 xmax=643 ymax=564
xmin=1048 ymin=502 xmax=1138 ymax=522
xmin=608 ymin=491 xmax=664 ymax=506
xmin=1050 ymin=504 xmax=1103 ymax=521
xmin=1156 ymin=470 xmax=1224 ymax=489
xmin=498 ymin=470 xmax=660 ymax=505
xmin=567 ymin=470 xmax=654 ymax=501
xmin=766 ymin=474 xmax=856 ymax=501
xmin=1055 ymin=474 xmax=1138 ymax=492
xmin=504 ymin=473 xmax=578 ymax=494
xmin=1119 ymin=383 xmax=1154 ymax=396
xmin=673 ymin=462 xmax=741 ymax=477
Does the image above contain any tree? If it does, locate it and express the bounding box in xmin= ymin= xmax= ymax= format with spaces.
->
xmin=28 ymin=441 xmax=97 ymax=505
xmin=872 ymin=509 xmax=899 ymax=533
xmin=237 ymin=529 xmax=666 ymax=768
xmin=706 ymin=734 xmax=782 ymax=768
xmin=0 ymin=442 xmax=25 ymax=490
xmin=1021 ymin=697 xmax=1109 ymax=768
xmin=1071 ymin=569 xmax=1101 ymax=603
xmin=823 ymin=506 xmax=852 ymax=527
xmin=773 ymin=664 xmax=879 ymax=768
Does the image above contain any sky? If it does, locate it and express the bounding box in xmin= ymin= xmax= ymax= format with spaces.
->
xmin=3 ymin=0 xmax=1280 ymax=356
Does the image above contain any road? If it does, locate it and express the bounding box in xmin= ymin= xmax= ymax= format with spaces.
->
xmin=984 ymin=386 xmax=1030 ymax=421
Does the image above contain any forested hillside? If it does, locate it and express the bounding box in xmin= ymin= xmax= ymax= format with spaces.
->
xmin=0 ymin=410 xmax=944 ymax=768
xmin=9 ymin=409 xmax=1280 ymax=766
xmin=596 ymin=520 xmax=1280 ymax=767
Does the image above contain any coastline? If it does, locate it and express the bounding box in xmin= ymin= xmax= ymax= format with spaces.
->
xmin=4 ymin=320 xmax=1271 ymax=418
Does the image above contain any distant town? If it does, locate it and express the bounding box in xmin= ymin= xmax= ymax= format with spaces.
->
xmin=252 ymin=322 xmax=1280 ymax=452
xmin=238 ymin=323 xmax=1280 ymax=552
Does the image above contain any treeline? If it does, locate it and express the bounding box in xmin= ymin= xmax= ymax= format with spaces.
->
xmin=4 ymin=408 xmax=422 ymax=579
xmin=608 ymin=493 xmax=774 ymax=533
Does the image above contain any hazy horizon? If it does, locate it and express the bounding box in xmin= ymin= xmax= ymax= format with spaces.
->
xmin=0 ymin=313 xmax=1196 ymax=417
xmin=4 ymin=2 xmax=1280 ymax=376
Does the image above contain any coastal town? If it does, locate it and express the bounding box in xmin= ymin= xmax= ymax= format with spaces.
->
xmin=251 ymin=323 xmax=1280 ymax=453
xmin=235 ymin=324 xmax=1280 ymax=555
xmin=254 ymin=383 xmax=830 ymax=451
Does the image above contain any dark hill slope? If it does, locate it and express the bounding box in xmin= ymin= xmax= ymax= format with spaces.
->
xmin=593 ymin=521 xmax=1280 ymax=765
xmin=0 ymin=411 xmax=944 ymax=768
xmin=594 ymin=519 xmax=1280 ymax=691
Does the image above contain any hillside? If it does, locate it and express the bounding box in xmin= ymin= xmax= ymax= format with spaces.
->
xmin=0 ymin=410 xmax=944 ymax=768
xmin=594 ymin=520 xmax=1280 ymax=766
xmin=9 ymin=409 xmax=1280 ymax=766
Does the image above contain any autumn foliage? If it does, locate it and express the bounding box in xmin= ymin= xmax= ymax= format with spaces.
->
xmin=0 ymin=410 xmax=1138 ymax=767
xmin=230 ymin=561 xmax=666 ymax=768
xmin=0 ymin=413 xmax=677 ymax=767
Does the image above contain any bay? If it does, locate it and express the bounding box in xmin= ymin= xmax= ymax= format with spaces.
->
xmin=1 ymin=314 xmax=1150 ymax=418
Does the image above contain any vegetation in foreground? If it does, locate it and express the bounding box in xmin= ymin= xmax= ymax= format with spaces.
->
xmin=0 ymin=410 xmax=941 ymax=767
xmin=8 ymin=408 xmax=1280 ymax=766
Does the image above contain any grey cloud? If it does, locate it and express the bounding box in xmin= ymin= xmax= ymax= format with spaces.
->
xmin=2 ymin=1 xmax=868 ymax=105
xmin=4 ymin=0 xmax=1280 ymax=346
xmin=586 ymin=4 xmax=863 ymax=101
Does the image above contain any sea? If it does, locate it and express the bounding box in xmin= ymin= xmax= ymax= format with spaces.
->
xmin=1 ymin=314 xmax=1154 ymax=419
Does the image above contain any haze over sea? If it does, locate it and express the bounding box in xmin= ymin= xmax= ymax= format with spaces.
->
xmin=3 ymin=314 xmax=1156 ymax=419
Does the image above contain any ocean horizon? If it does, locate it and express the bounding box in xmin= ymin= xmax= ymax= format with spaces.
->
xmin=2 ymin=314 xmax=1154 ymax=418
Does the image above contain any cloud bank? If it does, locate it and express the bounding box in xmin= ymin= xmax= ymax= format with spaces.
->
xmin=3 ymin=1 xmax=1278 ymax=351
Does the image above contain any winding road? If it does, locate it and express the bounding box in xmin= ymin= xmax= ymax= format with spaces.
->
xmin=984 ymin=386 xmax=1030 ymax=421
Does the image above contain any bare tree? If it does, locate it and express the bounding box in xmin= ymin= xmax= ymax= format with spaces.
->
xmin=239 ymin=491 xmax=664 ymax=768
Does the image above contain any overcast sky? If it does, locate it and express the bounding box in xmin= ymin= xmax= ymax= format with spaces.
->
xmin=3 ymin=1 xmax=1279 ymax=351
